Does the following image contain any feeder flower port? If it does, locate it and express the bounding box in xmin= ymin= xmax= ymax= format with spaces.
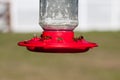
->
xmin=18 ymin=0 xmax=98 ymax=53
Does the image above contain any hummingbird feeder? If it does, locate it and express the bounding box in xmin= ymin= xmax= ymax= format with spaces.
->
xmin=18 ymin=0 xmax=98 ymax=53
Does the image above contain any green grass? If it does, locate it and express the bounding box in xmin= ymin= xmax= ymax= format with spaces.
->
xmin=0 ymin=32 xmax=120 ymax=80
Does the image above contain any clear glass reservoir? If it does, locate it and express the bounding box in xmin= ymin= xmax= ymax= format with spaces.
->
xmin=39 ymin=0 xmax=78 ymax=31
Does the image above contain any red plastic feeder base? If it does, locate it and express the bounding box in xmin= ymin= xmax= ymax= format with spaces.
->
xmin=18 ymin=31 xmax=98 ymax=53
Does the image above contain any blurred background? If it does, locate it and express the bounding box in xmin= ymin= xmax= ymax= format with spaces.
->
xmin=0 ymin=0 xmax=120 ymax=32
xmin=0 ymin=0 xmax=120 ymax=80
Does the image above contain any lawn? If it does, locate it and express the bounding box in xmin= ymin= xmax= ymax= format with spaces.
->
xmin=0 ymin=31 xmax=120 ymax=80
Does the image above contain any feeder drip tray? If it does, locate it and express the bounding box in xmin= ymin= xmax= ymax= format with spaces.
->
xmin=18 ymin=31 xmax=97 ymax=53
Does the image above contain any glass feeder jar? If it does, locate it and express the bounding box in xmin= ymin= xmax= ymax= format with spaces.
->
xmin=39 ymin=0 xmax=78 ymax=31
